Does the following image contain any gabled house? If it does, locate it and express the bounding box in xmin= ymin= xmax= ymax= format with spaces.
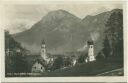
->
xmin=31 ymin=59 xmax=45 ymax=73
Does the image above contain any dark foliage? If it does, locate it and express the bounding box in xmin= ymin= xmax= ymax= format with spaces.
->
xmin=96 ymin=51 xmax=105 ymax=62
xmin=37 ymin=61 xmax=123 ymax=77
xmin=102 ymin=36 xmax=111 ymax=58
xmin=5 ymin=31 xmax=29 ymax=76
xmin=63 ymin=57 xmax=72 ymax=67
xmin=77 ymin=53 xmax=88 ymax=63
xmin=51 ymin=56 xmax=64 ymax=71
xmin=5 ymin=31 xmax=22 ymax=50
xmin=101 ymin=9 xmax=123 ymax=62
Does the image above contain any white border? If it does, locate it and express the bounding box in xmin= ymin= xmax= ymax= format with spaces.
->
xmin=0 ymin=0 xmax=127 ymax=82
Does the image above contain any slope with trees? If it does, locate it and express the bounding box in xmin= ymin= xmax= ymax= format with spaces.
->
xmin=5 ymin=31 xmax=30 ymax=76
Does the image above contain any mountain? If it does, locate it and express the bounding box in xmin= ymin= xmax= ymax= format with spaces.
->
xmin=81 ymin=9 xmax=122 ymax=55
xmin=13 ymin=9 xmax=122 ymax=55
xmin=13 ymin=10 xmax=88 ymax=54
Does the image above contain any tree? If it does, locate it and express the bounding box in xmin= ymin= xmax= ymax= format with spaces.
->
xmin=103 ymin=9 xmax=123 ymax=62
xmin=96 ymin=51 xmax=105 ymax=62
xmin=5 ymin=30 xmax=21 ymax=50
xmin=102 ymin=36 xmax=111 ymax=58
xmin=52 ymin=56 xmax=64 ymax=71
xmin=78 ymin=53 xmax=88 ymax=63
xmin=63 ymin=57 xmax=72 ymax=67
xmin=5 ymin=31 xmax=29 ymax=76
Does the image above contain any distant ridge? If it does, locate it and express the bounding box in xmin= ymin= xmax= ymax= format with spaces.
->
xmin=13 ymin=9 xmax=122 ymax=55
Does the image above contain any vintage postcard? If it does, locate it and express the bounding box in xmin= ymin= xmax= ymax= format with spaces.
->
xmin=2 ymin=82 xmax=127 ymax=83
xmin=0 ymin=0 xmax=127 ymax=82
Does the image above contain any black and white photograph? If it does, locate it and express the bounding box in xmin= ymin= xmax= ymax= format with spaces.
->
xmin=2 ymin=82 xmax=127 ymax=83
xmin=0 ymin=1 xmax=125 ymax=78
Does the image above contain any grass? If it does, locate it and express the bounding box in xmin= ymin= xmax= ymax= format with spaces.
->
xmin=36 ymin=60 xmax=123 ymax=77
xmin=7 ymin=57 xmax=123 ymax=77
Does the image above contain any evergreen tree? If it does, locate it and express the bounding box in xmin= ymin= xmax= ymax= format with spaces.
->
xmin=105 ymin=10 xmax=123 ymax=57
xmin=102 ymin=36 xmax=111 ymax=58
xmin=52 ymin=56 xmax=64 ymax=70
xmin=102 ymin=9 xmax=123 ymax=62
xmin=96 ymin=51 xmax=105 ymax=61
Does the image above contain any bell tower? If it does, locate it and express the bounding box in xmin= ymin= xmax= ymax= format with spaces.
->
xmin=40 ymin=40 xmax=47 ymax=61
xmin=87 ymin=40 xmax=96 ymax=62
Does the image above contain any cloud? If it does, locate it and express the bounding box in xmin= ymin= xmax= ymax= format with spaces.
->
xmin=5 ymin=19 xmax=36 ymax=34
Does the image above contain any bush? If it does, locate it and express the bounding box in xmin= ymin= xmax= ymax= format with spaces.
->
xmin=51 ymin=56 xmax=64 ymax=71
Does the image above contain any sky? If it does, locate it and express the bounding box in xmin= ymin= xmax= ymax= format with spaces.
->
xmin=0 ymin=1 xmax=123 ymax=34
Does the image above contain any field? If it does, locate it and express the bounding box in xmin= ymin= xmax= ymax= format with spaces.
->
xmin=30 ymin=60 xmax=123 ymax=77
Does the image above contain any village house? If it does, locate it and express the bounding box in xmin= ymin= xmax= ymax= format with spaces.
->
xmin=5 ymin=47 xmax=22 ymax=56
xmin=31 ymin=40 xmax=54 ymax=73
xmin=31 ymin=59 xmax=45 ymax=73
xmin=31 ymin=39 xmax=96 ymax=73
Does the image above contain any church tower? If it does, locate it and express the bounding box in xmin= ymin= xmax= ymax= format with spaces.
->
xmin=87 ymin=40 xmax=96 ymax=62
xmin=40 ymin=40 xmax=47 ymax=61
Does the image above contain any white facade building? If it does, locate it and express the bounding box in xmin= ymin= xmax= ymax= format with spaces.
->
xmin=88 ymin=44 xmax=96 ymax=61
xmin=31 ymin=61 xmax=45 ymax=73
xmin=85 ymin=40 xmax=96 ymax=62
xmin=40 ymin=40 xmax=50 ymax=64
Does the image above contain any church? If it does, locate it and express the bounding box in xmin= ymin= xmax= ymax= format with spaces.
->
xmin=31 ymin=40 xmax=54 ymax=73
xmin=31 ymin=39 xmax=96 ymax=73
xmin=85 ymin=40 xmax=96 ymax=63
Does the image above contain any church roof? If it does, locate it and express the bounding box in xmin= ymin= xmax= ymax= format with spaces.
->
xmin=87 ymin=40 xmax=94 ymax=45
xmin=32 ymin=58 xmax=47 ymax=67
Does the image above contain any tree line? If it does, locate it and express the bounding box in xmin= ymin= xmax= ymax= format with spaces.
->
xmin=96 ymin=10 xmax=123 ymax=64
xmin=5 ymin=31 xmax=30 ymax=76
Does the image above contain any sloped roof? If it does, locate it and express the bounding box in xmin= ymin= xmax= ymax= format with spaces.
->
xmin=87 ymin=40 xmax=94 ymax=45
xmin=33 ymin=58 xmax=47 ymax=67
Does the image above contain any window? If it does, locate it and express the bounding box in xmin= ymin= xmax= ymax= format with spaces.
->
xmin=41 ymin=67 xmax=42 ymax=69
xmin=35 ymin=67 xmax=36 ymax=69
